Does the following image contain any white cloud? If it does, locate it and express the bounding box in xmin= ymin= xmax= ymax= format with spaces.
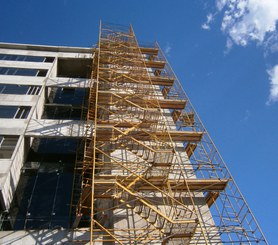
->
xmin=267 ymin=65 xmax=278 ymax=105
xmin=224 ymin=38 xmax=234 ymax=54
xmin=243 ymin=109 xmax=251 ymax=121
xmin=201 ymin=13 xmax=214 ymax=30
xmin=211 ymin=0 xmax=278 ymax=104
xmin=220 ymin=0 xmax=278 ymax=47
xmin=202 ymin=23 xmax=210 ymax=30
xmin=164 ymin=43 xmax=172 ymax=56
xmin=201 ymin=1 xmax=278 ymax=104
xmin=264 ymin=32 xmax=278 ymax=56
xmin=216 ymin=0 xmax=227 ymax=11
xmin=207 ymin=13 xmax=214 ymax=23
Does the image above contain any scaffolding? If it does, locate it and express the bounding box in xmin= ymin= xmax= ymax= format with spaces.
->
xmin=71 ymin=22 xmax=268 ymax=244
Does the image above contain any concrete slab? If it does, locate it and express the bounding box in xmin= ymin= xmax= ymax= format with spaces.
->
xmin=0 ymin=119 xmax=26 ymax=135
xmin=0 ymin=228 xmax=91 ymax=245
xmin=0 ymin=94 xmax=37 ymax=106
xmin=25 ymin=119 xmax=91 ymax=138
xmin=46 ymin=77 xmax=93 ymax=88
xmin=0 ymin=60 xmax=52 ymax=70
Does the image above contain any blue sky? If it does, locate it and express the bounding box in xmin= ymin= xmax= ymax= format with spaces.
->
xmin=0 ymin=0 xmax=277 ymax=243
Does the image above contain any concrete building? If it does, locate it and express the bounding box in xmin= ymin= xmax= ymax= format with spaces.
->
xmin=0 ymin=23 xmax=267 ymax=244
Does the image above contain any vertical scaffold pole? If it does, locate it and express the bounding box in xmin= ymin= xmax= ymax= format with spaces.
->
xmin=90 ymin=20 xmax=102 ymax=245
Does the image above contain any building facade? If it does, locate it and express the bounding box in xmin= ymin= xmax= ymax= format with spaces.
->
xmin=0 ymin=23 xmax=267 ymax=244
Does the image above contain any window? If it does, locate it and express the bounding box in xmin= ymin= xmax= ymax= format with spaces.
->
xmin=5 ymin=138 xmax=79 ymax=229
xmin=42 ymin=105 xmax=83 ymax=120
xmin=0 ymin=135 xmax=19 ymax=159
xmin=0 ymin=106 xmax=31 ymax=119
xmin=0 ymin=54 xmax=54 ymax=63
xmin=14 ymin=106 xmax=31 ymax=119
xmin=48 ymin=87 xmax=87 ymax=106
xmin=0 ymin=85 xmax=41 ymax=95
xmin=0 ymin=67 xmax=48 ymax=77
xmin=57 ymin=58 xmax=92 ymax=78
xmin=27 ymin=86 xmax=41 ymax=95
xmin=43 ymin=87 xmax=87 ymax=120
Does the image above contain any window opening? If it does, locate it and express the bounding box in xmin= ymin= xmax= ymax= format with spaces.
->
xmin=57 ymin=58 xmax=92 ymax=78
xmin=43 ymin=57 xmax=55 ymax=63
xmin=0 ymin=106 xmax=18 ymax=118
xmin=0 ymin=85 xmax=41 ymax=95
xmin=14 ymin=106 xmax=31 ymax=119
xmin=50 ymin=87 xmax=86 ymax=106
xmin=0 ymin=106 xmax=31 ymax=119
xmin=0 ymin=54 xmax=54 ymax=63
xmin=3 ymin=138 xmax=79 ymax=230
xmin=26 ymin=86 xmax=40 ymax=95
xmin=36 ymin=70 xmax=47 ymax=77
xmin=0 ymin=135 xmax=19 ymax=159
xmin=0 ymin=68 xmax=48 ymax=77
